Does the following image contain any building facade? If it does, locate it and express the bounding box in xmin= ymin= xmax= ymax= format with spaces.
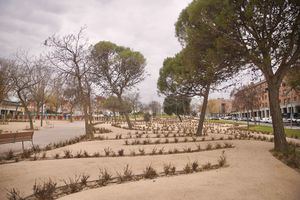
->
xmin=231 ymin=80 xmax=300 ymax=119
xmin=206 ymin=98 xmax=232 ymax=117
xmin=0 ymin=100 xmax=24 ymax=119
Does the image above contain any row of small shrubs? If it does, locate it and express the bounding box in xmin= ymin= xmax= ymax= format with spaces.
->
xmin=0 ymin=135 xmax=90 ymax=164
xmin=48 ymin=142 xmax=233 ymax=160
xmin=124 ymin=136 xmax=228 ymax=145
xmin=4 ymin=142 xmax=233 ymax=163
xmin=94 ymin=127 xmax=112 ymax=134
xmin=7 ymin=152 xmax=227 ymax=200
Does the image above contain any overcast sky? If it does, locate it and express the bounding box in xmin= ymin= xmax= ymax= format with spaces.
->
xmin=0 ymin=0 xmax=250 ymax=103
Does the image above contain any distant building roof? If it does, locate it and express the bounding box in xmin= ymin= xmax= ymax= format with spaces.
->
xmin=0 ymin=100 xmax=23 ymax=107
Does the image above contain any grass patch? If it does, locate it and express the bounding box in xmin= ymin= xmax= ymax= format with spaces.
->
xmin=247 ymin=125 xmax=300 ymax=138
xmin=206 ymin=119 xmax=243 ymax=125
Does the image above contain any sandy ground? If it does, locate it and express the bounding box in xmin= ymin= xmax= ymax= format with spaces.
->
xmin=0 ymin=123 xmax=299 ymax=200
xmin=0 ymin=120 xmax=72 ymax=132
xmin=58 ymin=140 xmax=300 ymax=200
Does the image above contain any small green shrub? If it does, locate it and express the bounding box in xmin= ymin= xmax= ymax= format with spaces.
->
xmin=150 ymin=147 xmax=157 ymax=155
xmin=21 ymin=149 xmax=32 ymax=159
xmin=206 ymin=143 xmax=212 ymax=150
xmin=130 ymin=150 xmax=136 ymax=156
xmin=183 ymin=163 xmax=192 ymax=174
xmin=63 ymin=175 xmax=82 ymax=193
xmin=215 ymin=143 xmax=222 ymax=149
xmin=118 ymin=149 xmax=124 ymax=156
xmin=98 ymin=169 xmax=112 ymax=186
xmin=5 ymin=150 xmax=14 ymax=160
xmin=33 ymin=179 xmax=57 ymax=200
xmin=117 ymin=164 xmax=134 ymax=182
xmin=93 ymin=152 xmax=100 ymax=157
xmin=80 ymin=173 xmax=90 ymax=186
xmin=42 ymin=152 xmax=47 ymax=159
xmin=202 ymin=162 xmax=212 ymax=170
xmin=6 ymin=188 xmax=24 ymax=200
xmin=54 ymin=153 xmax=60 ymax=159
xmin=138 ymin=148 xmax=145 ymax=155
xmin=163 ymin=163 xmax=176 ymax=175
xmin=218 ymin=151 xmax=227 ymax=167
xmin=104 ymin=147 xmax=111 ymax=156
xmin=75 ymin=151 xmax=82 ymax=158
xmin=191 ymin=161 xmax=199 ymax=172
xmin=143 ymin=165 xmax=157 ymax=179
xmin=63 ymin=150 xmax=72 ymax=158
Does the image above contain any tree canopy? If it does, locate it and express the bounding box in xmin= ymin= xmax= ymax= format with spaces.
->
xmin=172 ymin=0 xmax=300 ymax=151
xmin=91 ymin=41 xmax=146 ymax=129
xmin=163 ymin=95 xmax=191 ymax=121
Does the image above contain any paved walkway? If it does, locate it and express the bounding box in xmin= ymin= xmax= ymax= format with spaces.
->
xmin=0 ymin=121 xmax=85 ymax=154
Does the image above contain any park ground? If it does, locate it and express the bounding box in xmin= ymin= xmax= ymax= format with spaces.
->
xmin=0 ymin=120 xmax=300 ymax=200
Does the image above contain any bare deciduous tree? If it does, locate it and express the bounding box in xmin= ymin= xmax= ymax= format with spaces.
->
xmin=9 ymin=53 xmax=41 ymax=129
xmin=125 ymin=92 xmax=141 ymax=121
xmin=30 ymin=59 xmax=52 ymax=126
xmin=148 ymin=101 xmax=161 ymax=117
xmin=231 ymin=83 xmax=261 ymax=127
xmin=63 ymin=79 xmax=79 ymax=122
xmin=45 ymin=28 xmax=93 ymax=137
xmin=0 ymin=58 xmax=12 ymax=104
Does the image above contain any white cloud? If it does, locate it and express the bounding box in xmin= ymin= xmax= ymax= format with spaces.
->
xmin=0 ymin=0 xmax=194 ymax=103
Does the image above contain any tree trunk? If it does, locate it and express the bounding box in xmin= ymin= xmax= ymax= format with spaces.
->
xmin=36 ymin=102 xmax=40 ymax=121
xmin=196 ymin=85 xmax=210 ymax=136
xmin=124 ymin=112 xmax=132 ymax=129
xmin=24 ymin=106 xmax=33 ymax=129
xmin=77 ymin=76 xmax=93 ymax=138
xmin=117 ymin=95 xmax=132 ymax=129
xmin=40 ymin=103 xmax=44 ymax=127
xmin=112 ymin=110 xmax=116 ymax=122
xmin=267 ymin=80 xmax=288 ymax=152
xmin=87 ymin=86 xmax=93 ymax=124
xmin=247 ymin=110 xmax=249 ymax=129
xmin=134 ymin=109 xmax=137 ymax=121
xmin=251 ymin=109 xmax=256 ymax=125
xmin=70 ymin=106 xmax=74 ymax=122
xmin=17 ymin=92 xmax=34 ymax=129
xmin=177 ymin=114 xmax=182 ymax=122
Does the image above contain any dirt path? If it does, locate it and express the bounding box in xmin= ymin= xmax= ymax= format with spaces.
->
xmin=58 ymin=140 xmax=300 ymax=200
xmin=0 ymin=123 xmax=299 ymax=200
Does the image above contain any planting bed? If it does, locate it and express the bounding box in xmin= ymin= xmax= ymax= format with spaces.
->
xmin=1 ymin=120 xmax=300 ymax=200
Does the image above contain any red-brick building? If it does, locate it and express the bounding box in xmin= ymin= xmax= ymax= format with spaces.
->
xmin=231 ymin=80 xmax=300 ymax=120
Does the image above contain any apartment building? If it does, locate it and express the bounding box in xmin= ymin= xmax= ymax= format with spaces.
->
xmin=231 ymin=80 xmax=300 ymax=120
xmin=206 ymin=98 xmax=232 ymax=117
xmin=0 ymin=100 xmax=24 ymax=119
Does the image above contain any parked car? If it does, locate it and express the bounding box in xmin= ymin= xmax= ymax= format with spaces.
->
xmin=209 ymin=116 xmax=219 ymax=120
xmin=261 ymin=117 xmax=271 ymax=123
xmin=282 ymin=117 xmax=291 ymax=123
xmin=250 ymin=117 xmax=261 ymax=122
xmin=266 ymin=118 xmax=272 ymax=123
xmin=241 ymin=117 xmax=248 ymax=121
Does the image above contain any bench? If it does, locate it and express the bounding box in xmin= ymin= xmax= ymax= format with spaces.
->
xmin=0 ymin=131 xmax=34 ymax=150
